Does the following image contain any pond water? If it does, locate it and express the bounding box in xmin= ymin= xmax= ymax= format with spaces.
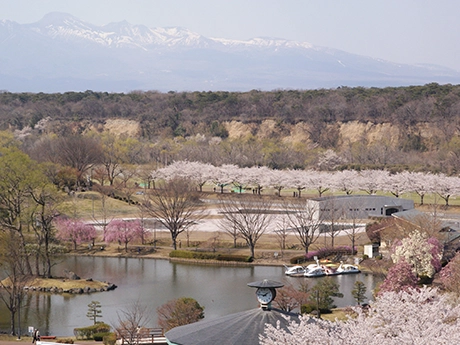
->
xmin=0 ymin=256 xmax=381 ymax=336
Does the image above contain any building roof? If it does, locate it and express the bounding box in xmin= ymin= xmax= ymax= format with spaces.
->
xmin=165 ymin=307 xmax=299 ymax=345
xmin=309 ymin=195 xmax=411 ymax=203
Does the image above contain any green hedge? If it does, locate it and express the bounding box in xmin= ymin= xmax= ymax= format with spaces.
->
xmin=74 ymin=323 xmax=111 ymax=340
xmin=301 ymin=302 xmax=332 ymax=315
xmin=170 ymin=250 xmax=253 ymax=262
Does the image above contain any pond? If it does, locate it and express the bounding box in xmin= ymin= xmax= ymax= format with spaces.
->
xmin=0 ymin=256 xmax=381 ymax=336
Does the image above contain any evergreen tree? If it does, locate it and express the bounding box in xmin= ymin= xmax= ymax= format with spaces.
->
xmin=309 ymin=278 xmax=343 ymax=317
xmin=87 ymin=301 xmax=103 ymax=324
xmin=351 ymin=280 xmax=367 ymax=306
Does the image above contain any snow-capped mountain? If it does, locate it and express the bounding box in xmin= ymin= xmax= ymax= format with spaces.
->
xmin=0 ymin=12 xmax=459 ymax=93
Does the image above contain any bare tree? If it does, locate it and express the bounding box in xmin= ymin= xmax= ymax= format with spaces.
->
xmin=140 ymin=178 xmax=206 ymax=250
xmin=29 ymin=183 xmax=61 ymax=278
xmin=282 ymin=199 xmax=323 ymax=254
xmin=343 ymin=201 xmax=364 ymax=255
xmin=0 ymin=231 xmax=30 ymax=335
xmin=100 ymin=133 xmax=123 ymax=186
xmin=275 ymin=218 xmax=290 ymax=253
xmin=114 ymin=300 xmax=151 ymax=345
xmin=90 ymin=192 xmax=114 ymax=241
xmin=33 ymin=136 xmax=103 ymax=186
xmin=218 ymin=195 xmax=274 ymax=258
xmin=0 ymin=147 xmax=44 ymax=275
xmin=224 ymin=224 xmax=241 ymax=248
xmin=273 ymin=281 xmax=310 ymax=312
xmin=322 ymin=197 xmax=345 ymax=248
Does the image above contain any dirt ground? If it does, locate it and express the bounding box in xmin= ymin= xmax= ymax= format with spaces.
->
xmin=68 ymin=228 xmax=370 ymax=268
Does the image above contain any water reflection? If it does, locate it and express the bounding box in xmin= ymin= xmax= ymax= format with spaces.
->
xmin=0 ymin=257 xmax=381 ymax=336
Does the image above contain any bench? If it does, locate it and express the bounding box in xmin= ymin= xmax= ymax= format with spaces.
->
xmin=40 ymin=336 xmax=57 ymax=340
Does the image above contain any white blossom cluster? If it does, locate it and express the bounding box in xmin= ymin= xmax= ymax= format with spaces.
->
xmin=260 ymin=287 xmax=460 ymax=345
xmin=153 ymin=161 xmax=460 ymax=203
xmin=391 ymin=230 xmax=441 ymax=278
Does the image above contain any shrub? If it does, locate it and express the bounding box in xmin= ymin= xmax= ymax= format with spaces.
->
xmin=56 ymin=339 xmax=74 ymax=344
xmin=216 ymin=254 xmax=253 ymax=262
xmin=170 ymin=250 xmax=219 ymax=260
xmin=170 ymin=250 xmax=253 ymax=262
xmin=74 ymin=323 xmax=111 ymax=340
xmin=300 ymin=302 xmax=331 ymax=315
xmin=290 ymin=256 xmax=307 ymax=265
xmin=305 ymin=246 xmax=357 ymax=260
xmin=93 ymin=332 xmax=112 ymax=341
xmin=301 ymin=302 xmax=316 ymax=314
xmin=103 ymin=333 xmax=117 ymax=345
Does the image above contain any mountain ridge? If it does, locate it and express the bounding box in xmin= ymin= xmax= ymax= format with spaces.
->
xmin=0 ymin=12 xmax=459 ymax=93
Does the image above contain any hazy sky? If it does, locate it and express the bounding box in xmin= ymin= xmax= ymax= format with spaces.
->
xmin=2 ymin=0 xmax=459 ymax=71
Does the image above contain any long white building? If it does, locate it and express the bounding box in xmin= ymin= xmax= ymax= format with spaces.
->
xmin=307 ymin=195 xmax=415 ymax=221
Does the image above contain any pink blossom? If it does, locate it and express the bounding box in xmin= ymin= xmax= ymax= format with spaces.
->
xmin=105 ymin=219 xmax=143 ymax=251
xmin=55 ymin=217 xmax=97 ymax=249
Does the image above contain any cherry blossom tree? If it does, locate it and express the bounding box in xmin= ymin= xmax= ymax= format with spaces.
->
xmin=158 ymin=161 xmax=215 ymax=192
xmin=105 ymin=219 xmax=144 ymax=251
xmin=55 ymin=217 xmax=97 ymax=250
xmin=286 ymin=169 xmax=309 ymax=198
xmin=316 ymin=149 xmax=345 ymax=171
xmin=261 ymin=287 xmax=460 ymax=345
xmin=378 ymin=260 xmax=418 ymax=294
xmin=266 ymin=169 xmax=290 ymax=197
xmin=355 ymin=170 xmax=387 ymax=195
xmin=242 ymin=166 xmax=272 ymax=195
xmin=308 ymin=170 xmax=332 ymax=197
xmin=212 ymin=164 xmax=237 ymax=193
xmin=381 ymin=171 xmax=410 ymax=198
xmin=330 ymin=170 xmax=358 ymax=195
xmin=404 ymin=171 xmax=432 ymax=205
xmin=391 ymin=230 xmax=442 ymax=278
xmin=431 ymin=173 xmax=460 ymax=207
xmin=439 ymin=252 xmax=460 ymax=296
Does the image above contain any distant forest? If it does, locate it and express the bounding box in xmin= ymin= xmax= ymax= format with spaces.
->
xmin=2 ymin=83 xmax=460 ymax=173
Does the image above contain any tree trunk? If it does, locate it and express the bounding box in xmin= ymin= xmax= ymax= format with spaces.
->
xmin=249 ymin=243 xmax=255 ymax=259
xmin=10 ymin=310 xmax=16 ymax=336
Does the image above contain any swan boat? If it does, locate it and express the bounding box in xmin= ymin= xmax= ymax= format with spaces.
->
xmin=284 ymin=265 xmax=306 ymax=277
xmin=336 ymin=262 xmax=360 ymax=274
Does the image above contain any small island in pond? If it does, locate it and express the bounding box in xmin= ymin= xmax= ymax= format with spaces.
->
xmin=1 ymin=270 xmax=117 ymax=294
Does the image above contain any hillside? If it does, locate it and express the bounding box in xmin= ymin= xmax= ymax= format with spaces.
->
xmin=3 ymin=83 xmax=460 ymax=172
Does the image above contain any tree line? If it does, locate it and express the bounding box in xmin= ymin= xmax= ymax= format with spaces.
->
xmin=2 ymin=83 xmax=460 ymax=171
